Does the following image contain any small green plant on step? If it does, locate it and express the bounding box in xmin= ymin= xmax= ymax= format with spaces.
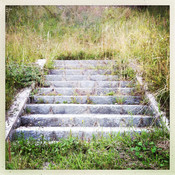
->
xmin=128 ymin=117 xmax=134 ymax=127
xmin=43 ymin=68 xmax=49 ymax=75
xmin=37 ymin=98 xmax=45 ymax=104
xmin=73 ymin=91 xmax=79 ymax=96
xmin=25 ymin=108 xmax=31 ymax=114
xmin=115 ymin=97 xmax=126 ymax=104
xmin=87 ymin=95 xmax=94 ymax=104
xmin=71 ymin=97 xmax=79 ymax=104
xmin=140 ymin=97 xmax=149 ymax=105
xmin=127 ymin=80 xmax=136 ymax=88
xmin=106 ymin=91 xmax=115 ymax=96
xmin=44 ymin=58 xmax=54 ymax=70
xmin=133 ymin=84 xmax=145 ymax=96
xmin=30 ymin=89 xmax=38 ymax=96
xmin=122 ymin=67 xmax=136 ymax=80
xmin=128 ymin=111 xmax=134 ymax=116
xmin=63 ymin=101 xmax=68 ymax=104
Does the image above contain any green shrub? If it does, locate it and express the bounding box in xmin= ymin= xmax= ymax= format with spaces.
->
xmin=6 ymin=62 xmax=43 ymax=110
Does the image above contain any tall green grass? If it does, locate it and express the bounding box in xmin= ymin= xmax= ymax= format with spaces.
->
xmin=6 ymin=6 xmax=169 ymax=116
xmin=6 ymin=128 xmax=169 ymax=170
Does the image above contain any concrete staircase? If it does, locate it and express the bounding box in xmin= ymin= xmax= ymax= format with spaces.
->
xmin=12 ymin=60 xmax=155 ymax=141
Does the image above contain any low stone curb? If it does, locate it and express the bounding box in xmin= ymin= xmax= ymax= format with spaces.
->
xmin=129 ymin=61 xmax=170 ymax=131
xmin=136 ymin=75 xmax=170 ymax=130
xmin=5 ymin=87 xmax=32 ymax=140
xmin=5 ymin=59 xmax=46 ymax=140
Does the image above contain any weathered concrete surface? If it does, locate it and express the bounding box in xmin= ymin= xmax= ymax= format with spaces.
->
xmin=37 ymin=87 xmax=134 ymax=96
xmin=50 ymin=69 xmax=112 ymax=75
xmin=31 ymin=95 xmax=142 ymax=105
xmin=55 ymin=60 xmax=114 ymax=64
xmin=12 ymin=126 xmax=148 ymax=141
xmin=44 ymin=80 xmax=134 ymax=88
xmin=5 ymin=87 xmax=32 ymax=140
xmin=21 ymin=114 xmax=153 ymax=127
xmin=45 ymin=75 xmax=119 ymax=81
xmin=25 ymin=104 xmax=153 ymax=115
xmin=53 ymin=60 xmax=116 ymax=69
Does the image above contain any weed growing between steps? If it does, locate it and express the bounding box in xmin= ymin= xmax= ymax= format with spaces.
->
xmin=6 ymin=127 xmax=169 ymax=170
xmin=44 ymin=58 xmax=55 ymax=69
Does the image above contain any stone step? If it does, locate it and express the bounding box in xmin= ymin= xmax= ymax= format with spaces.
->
xmin=44 ymin=75 xmax=119 ymax=81
xmin=25 ymin=104 xmax=153 ymax=115
xmin=12 ymin=126 xmax=149 ymax=141
xmin=54 ymin=64 xmax=115 ymax=69
xmin=44 ymin=80 xmax=134 ymax=88
xmin=53 ymin=60 xmax=116 ymax=69
xmin=49 ymin=69 xmax=113 ymax=75
xmin=54 ymin=60 xmax=114 ymax=64
xmin=36 ymin=87 xmax=135 ymax=96
xmin=21 ymin=114 xmax=154 ymax=127
xmin=29 ymin=95 xmax=142 ymax=105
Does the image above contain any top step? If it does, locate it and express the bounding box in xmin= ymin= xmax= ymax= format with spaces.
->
xmin=54 ymin=60 xmax=115 ymax=64
xmin=53 ymin=60 xmax=116 ymax=69
xmin=49 ymin=69 xmax=113 ymax=75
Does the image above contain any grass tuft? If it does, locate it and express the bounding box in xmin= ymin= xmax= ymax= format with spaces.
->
xmin=6 ymin=127 xmax=169 ymax=170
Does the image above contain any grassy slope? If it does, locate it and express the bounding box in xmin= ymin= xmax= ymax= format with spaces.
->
xmin=5 ymin=6 xmax=170 ymax=170
xmin=6 ymin=128 xmax=169 ymax=170
xmin=6 ymin=6 xmax=169 ymax=115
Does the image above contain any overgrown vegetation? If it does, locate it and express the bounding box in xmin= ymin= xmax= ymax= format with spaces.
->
xmin=6 ymin=127 xmax=169 ymax=170
xmin=5 ymin=63 xmax=43 ymax=110
xmin=6 ymin=6 xmax=169 ymax=116
xmin=5 ymin=6 xmax=170 ymax=170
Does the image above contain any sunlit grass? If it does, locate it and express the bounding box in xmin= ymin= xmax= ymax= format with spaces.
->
xmin=6 ymin=6 xmax=169 ymax=115
xmin=6 ymin=127 xmax=169 ymax=170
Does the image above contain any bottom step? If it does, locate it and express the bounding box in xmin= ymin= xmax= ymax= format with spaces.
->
xmin=21 ymin=114 xmax=154 ymax=127
xmin=12 ymin=127 xmax=150 ymax=141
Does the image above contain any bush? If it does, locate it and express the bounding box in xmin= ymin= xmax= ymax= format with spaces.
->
xmin=6 ymin=62 xmax=43 ymax=110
